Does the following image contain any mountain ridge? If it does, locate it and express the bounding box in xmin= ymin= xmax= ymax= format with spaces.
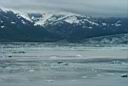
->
xmin=0 ymin=8 xmax=128 ymax=43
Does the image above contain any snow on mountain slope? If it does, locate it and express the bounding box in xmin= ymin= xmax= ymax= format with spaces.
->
xmin=0 ymin=8 xmax=35 ymax=31
xmin=0 ymin=8 xmax=31 ymax=22
xmin=64 ymin=15 xmax=80 ymax=24
xmin=30 ymin=13 xmax=53 ymax=26
xmin=17 ymin=12 xmax=32 ymax=22
xmin=28 ymin=13 xmax=100 ymax=27
xmin=0 ymin=8 xmax=126 ymax=30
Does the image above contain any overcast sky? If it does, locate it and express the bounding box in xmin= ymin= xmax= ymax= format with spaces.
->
xmin=0 ymin=0 xmax=128 ymax=17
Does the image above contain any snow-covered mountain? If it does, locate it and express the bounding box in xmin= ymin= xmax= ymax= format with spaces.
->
xmin=28 ymin=13 xmax=99 ymax=26
xmin=28 ymin=12 xmax=125 ymax=28
xmin=0 ymin=8 xmax=61 ymax=42
xmin=28 ymin=13 xmax=128 ymax=39
xmin=0 ymin=8 xmax=128 ymax=43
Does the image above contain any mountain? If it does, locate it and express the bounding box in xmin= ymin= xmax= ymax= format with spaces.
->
xmin=28 ymin=13 xmax=128 ymax=42
xmin=0 ymin=9 xmax=61 ymax=42
xmin=0 ymin=8 xmax=128 ymax=43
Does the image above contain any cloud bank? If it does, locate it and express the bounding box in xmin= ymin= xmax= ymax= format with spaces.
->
xmin=0 ymin=0 xmax=128 ymax=17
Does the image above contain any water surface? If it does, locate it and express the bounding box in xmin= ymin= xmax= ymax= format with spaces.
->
xmin=0 ymin=42 xmax=128 ymax=86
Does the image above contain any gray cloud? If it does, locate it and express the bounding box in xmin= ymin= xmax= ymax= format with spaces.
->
xmin=0 ymin=0 xmax=128 ymax=17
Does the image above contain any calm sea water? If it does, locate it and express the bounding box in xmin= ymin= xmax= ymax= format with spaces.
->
xmin=0 ymin=42 xmax=128 ymax=86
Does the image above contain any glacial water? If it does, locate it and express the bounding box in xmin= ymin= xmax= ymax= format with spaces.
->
xmin=0 ymin=42 xmax=128 ymax=86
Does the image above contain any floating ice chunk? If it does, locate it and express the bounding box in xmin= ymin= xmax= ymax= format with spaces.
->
xmin=46 ymin=80 xmax=55 ymax=83
xmin=57 ymin=61 xmax=64 ymax=64
xmin=82 ymin=76 xmax=87 ymax=79
xmin=121 ymin=74 xmax=128 ymax=78
xmin=76 ymin=54 xmax=82 ymax=57
xmin=111 ymin=60 xmax=122 ymax=64
xmin=29 ymin=69 xmax=35 ymax=72
xmin=50 ymin=56 xmax=60 ymax=59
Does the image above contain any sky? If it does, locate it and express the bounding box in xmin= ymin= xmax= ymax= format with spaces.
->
xmin=0 ymin=0 xmax=128 ymax=17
